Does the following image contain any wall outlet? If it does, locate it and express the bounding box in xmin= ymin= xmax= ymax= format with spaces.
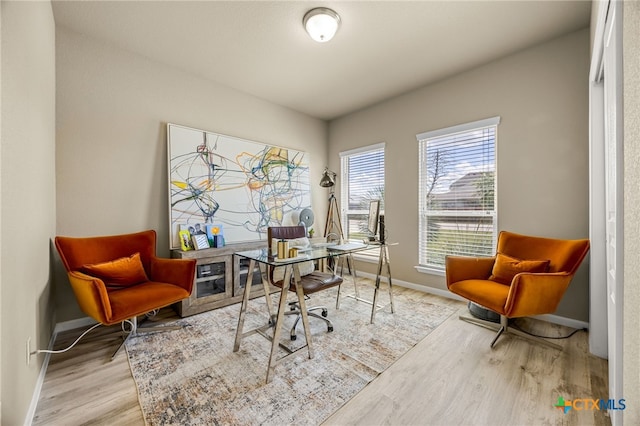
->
xmin=26 ymin=338 xmax=31 ymax=366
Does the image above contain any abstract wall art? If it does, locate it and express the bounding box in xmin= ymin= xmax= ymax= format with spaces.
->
xmin=167 ymin=123 xmax=311 ymax=248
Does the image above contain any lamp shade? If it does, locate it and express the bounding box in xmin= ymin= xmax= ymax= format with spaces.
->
xmin=303 ymin=8 xmax=341 ymax=43
xmin=320 ymin=168 xmax=336 ymax=187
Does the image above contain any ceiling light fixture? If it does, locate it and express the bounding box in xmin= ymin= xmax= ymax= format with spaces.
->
xmin=303 ymin=7 xmax=341 ymax=43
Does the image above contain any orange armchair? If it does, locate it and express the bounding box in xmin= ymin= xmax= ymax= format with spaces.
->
xmin=55 ymin=229 xmax=196 ymax=358
xmin=445 ymin=231 xmax=589 ymax=349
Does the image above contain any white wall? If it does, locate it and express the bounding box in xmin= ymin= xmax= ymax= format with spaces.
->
xmin=1 ymin=1 xmax=56 ymax=424
xmin=623 ymin=1 xmax=640 ymax=422
xmin=55 ymin=27 xmax=328 ymax=322
xmin=329 ymin=29 xmax=591 ymax=321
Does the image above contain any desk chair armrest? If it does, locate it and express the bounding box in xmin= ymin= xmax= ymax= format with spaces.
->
xmin=67 ymin=271 xmax=113 ymax=324
xmin=149 ymin=257 xmax=196 ymax=294
xmin=504 ymin=272 xmax=573 ymax=318
xmin=445 ymin=256 xmax=496 ymax=288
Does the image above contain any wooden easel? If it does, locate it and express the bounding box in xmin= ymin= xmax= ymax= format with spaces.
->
xmin=323 ymin=192 xmax=344 ymax=240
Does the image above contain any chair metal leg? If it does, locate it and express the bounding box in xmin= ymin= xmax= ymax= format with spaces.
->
xmin=490 ymin=326 xmax=506 ymax=348
xmin=460 ymin=313 xmax=562 ymax=350
xmin=459 ymin=315 xmax=502 ymax=332
xmin=507 ymin=326 xmax=562 ymax=350
xmin=112 ymin=313 xmax=185 ymax=360
xmin=112 ymin=332 xmax=132 ymax=360
xmin=288 ymin=304 xmax=334 ymax=340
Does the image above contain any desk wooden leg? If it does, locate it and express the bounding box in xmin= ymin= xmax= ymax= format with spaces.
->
xmin=234 ymin=258 xmax=255 ymax=352
xmin=266 ymin=265 xmax=291 ymax=383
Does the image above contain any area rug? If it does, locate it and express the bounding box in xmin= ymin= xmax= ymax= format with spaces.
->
xmin=125 ymin=283 xmax=457 ymax=426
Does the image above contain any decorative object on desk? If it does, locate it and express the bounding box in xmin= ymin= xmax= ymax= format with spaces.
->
xmin=191 ymin=233 xmax=210 ymax=250
xmin=178 ymin=230 xmax=194 ymax=251
xmin=125 ymin=284 xmax=457 ymax=425
xmin=320 ymin=167 xmax=345 ymax=240
xmin=168 ymin=123 xmax=312 ymax=248
xmin=289 ymin=207 xmax=314 ymax=236
xmin=308 ymin=227 xmax=314 ymax=238
xmin=276 ymin=239 xmax=289 ymax=259
xmin=205 ymin=223 xmax=225 ymax=248
xmin=273 ymin=253 xmax=309 ymax=263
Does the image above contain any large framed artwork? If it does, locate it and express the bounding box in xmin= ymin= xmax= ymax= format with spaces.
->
xmin=167 ymin=123 xmax=311 ymax=248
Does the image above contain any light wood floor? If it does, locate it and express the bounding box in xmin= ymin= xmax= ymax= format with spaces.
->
xmin=32 ymin=284 xmax=609 ymax=426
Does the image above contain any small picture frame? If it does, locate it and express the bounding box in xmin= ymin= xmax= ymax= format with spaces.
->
xmin=179 ymin=230 xmax=194 ymax=251
xmin=206 ymin=223 xmax=225 ymax=247
xmin=192 ymin=233 xmax=210 ymax=250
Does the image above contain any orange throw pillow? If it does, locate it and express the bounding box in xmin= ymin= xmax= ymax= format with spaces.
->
xmin=82 ymin=252 xmax=148 ymax=287
xmin=489 ymin=253 xmax=550 ymax=285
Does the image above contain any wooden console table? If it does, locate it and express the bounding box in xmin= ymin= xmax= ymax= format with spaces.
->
xmin=171 ymin=241 xmax=273 ymax=317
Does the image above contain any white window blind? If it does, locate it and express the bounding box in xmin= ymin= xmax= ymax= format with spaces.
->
xmin=416 ymin=117 xmax=499 ymax=272
xmin=340 ymin=144 xmax=385 ymax=260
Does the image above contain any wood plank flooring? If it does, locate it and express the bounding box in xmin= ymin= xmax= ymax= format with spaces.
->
xmin=32 ymin=282 xmax=609 ymax=426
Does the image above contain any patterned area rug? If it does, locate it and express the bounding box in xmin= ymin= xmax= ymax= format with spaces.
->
xmin=126 ymin=283 xmax=456 ymax=425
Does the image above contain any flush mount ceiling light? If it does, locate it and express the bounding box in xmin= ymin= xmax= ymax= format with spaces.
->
xmin=303 ymin=7 xmax=341 ymax=43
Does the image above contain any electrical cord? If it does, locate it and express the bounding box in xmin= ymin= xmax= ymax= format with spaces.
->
xmin=30 ymin=322 xmax=102 ymax=356
xmin=32 ymin=310 xmax=165 ymax=357
xmin=511 ymin=321 xmax=587 ymax=340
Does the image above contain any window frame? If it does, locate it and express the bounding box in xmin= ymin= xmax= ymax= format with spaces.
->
xmin=415 ymin=116 xmax=500 ymax=275
xmin=339 ymin=142 xmax=385 ymax=263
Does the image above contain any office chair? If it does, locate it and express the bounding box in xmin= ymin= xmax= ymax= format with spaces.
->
xmin=445 ymin=230 xmax=589 ymax=349
xmin=55 ymin=229 xmax=196 ymax=359
xmin=267 ymin=226 xmax=343 ymax=340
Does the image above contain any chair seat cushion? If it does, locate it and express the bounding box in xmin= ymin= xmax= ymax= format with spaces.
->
xmin=107 ymin=281 xmax=190 ymax=322
xmin=274 ymin=271 xmax=343 ymax=294
xmin=448 ymin=279 xmax=509 ymax=315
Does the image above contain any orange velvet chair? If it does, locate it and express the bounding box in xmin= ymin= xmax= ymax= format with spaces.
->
xmin=55 ymin=229 xmax=196 ymax=359
xmin=445 ymin=230 xmax=590 ymax=349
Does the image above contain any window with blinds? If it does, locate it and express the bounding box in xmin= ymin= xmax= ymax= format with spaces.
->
xmin=340 ymin=143 xmax=385 ymax=260
xmin=416 ymin=117 xmax=499 ymax=273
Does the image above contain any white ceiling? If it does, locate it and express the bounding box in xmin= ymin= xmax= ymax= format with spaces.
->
xmin=52 ymin=1 xmax=592 ymax=121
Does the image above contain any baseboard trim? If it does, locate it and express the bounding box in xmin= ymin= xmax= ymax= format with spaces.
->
xmin=24 ymin=331 xmax=56 ymax=426
xmin=25 ymin=316 xmax=98 ymax=425
xmin=354 ymin=271 xmax=589 ymax=330
xmin=53 ymin=316 xmax=98 ymax=333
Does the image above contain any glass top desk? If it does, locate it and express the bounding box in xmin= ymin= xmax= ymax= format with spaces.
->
xmin=232 ymin=243 xmax=395 ymax=383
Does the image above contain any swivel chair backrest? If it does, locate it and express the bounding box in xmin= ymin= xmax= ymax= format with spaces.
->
xmin=496 ymin=231 xmax=590 ymax=274
xmin=55 ymin=229 xmax=157 ymax=274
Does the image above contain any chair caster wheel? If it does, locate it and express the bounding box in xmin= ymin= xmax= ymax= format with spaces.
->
xmin=291 ymin=335 xmax=297 ymax=341
xmin=322 ymin=309 xmax=328 ymax=317
xmin=328 ymin=326 xmax=334 ymax=332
